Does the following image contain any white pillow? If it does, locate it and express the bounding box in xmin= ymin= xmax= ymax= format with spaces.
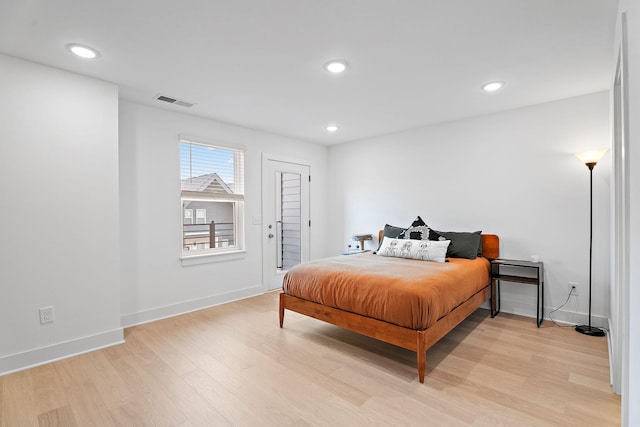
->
xmin=377 ymin=237 xmax=450 ymax=263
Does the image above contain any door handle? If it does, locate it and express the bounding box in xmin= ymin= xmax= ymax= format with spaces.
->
xmin=268 ymin=233 xmax=274 ymax=238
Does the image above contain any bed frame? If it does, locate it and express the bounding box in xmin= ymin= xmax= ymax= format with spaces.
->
xmin=279 ymin=232 xmax=499 ymax=383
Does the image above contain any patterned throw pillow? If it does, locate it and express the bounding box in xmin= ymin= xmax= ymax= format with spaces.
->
xmin=376 ymin=224 xmax=407 ymax=252
xmin=378 ymin=237 xmax=450 ymax=262
xmin=397 ymin=216 xmax=443 ymax=241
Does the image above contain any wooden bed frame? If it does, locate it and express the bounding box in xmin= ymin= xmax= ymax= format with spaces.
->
xmin=279 ymin=232 xmax=499 ymax=383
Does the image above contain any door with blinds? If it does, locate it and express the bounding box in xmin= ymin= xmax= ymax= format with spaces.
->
xmin=262 ymin=155 xmax=310 ymax=291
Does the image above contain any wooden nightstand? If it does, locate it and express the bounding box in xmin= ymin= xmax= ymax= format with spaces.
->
xmin=491 ymin=259 xmax=544 ymax=327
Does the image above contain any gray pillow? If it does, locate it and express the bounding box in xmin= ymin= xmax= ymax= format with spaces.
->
xmin=434 ymin=230 xmax=482 ymax=259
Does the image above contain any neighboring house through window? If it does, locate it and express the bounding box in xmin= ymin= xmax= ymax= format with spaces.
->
xmin=180 ymin=138 xmax=245 ymax=255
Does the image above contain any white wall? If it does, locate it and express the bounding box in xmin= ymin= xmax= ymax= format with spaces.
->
xmin=328 ymin=92 xmax=610 ymax=326
xmin=0 ymin=54 xmax=122 ymax=374
xmin=615 ymin=1 xmax=639 ymax=425
xmin=118 ymin=100 xmax=328 ymax=326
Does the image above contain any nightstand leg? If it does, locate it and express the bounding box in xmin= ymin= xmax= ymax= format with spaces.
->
xmin=536 ymin=283 xmax=540 ymax=327
xmin=536 ymin=272 xmax=543 ymax=327
xmin=490 ymin=278 xmax=495 ymax=317
xmin=537 ymin=279 xmax=544 ymax=327
xmin=491 ymin=279 xmax=500 ymax=317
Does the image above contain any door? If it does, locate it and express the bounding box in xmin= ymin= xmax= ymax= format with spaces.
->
xmin=262 ymin=155 xmax=310 ymax=291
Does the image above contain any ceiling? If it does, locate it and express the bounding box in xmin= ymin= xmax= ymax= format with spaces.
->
xmin=0 ymin=0 xmax=617 ymax=145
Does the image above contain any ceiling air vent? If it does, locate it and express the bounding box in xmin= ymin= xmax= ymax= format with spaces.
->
xmin=154 ymin=94 xmax=195 ymax=108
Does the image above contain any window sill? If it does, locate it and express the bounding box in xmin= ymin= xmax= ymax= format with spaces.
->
xmin=181 ymin=250 xmax=246 ymax=266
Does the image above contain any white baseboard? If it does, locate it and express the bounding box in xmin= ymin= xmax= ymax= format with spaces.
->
xmin=498 ymin=296 xmax=608 ymax=328
xmin=120 ymin=285 xmax=264 ymax=328
xmin=0 ymin=328 xmax=124 ymax=376
xmin=1 ymin=286 xmax=265 ymax=377
xmin=608 ymin=317 xmax=614 ymax=390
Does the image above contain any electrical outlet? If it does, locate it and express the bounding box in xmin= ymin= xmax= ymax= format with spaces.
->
xmin=39 ymin=306 xmax=54 ymax=324
xmin=568 ymin=282 xmax=579 ymax=296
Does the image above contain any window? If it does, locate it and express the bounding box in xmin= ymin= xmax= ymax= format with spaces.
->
xmin=196 ymin=209 xmax=206 ymax=224
xmin=180 ymin=139 xmax=244 ymax=256
xmin=184 ymin=209 xmax=193 ymax=225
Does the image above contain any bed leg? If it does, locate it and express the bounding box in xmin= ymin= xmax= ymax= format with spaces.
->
xmin=417 ymin=332 xmax=426 ymax=383
xmin=279 ymin=293 xmax=285 ymax=328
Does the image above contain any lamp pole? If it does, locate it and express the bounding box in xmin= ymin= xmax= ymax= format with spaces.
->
xmin=575 ymin=160 xmax=605 ymax=336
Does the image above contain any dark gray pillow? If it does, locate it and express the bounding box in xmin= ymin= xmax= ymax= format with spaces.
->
xmin=376 ymin=224 xmax=406 ymax=251
xmin=434 ymin=230 xmax=482 ymax=259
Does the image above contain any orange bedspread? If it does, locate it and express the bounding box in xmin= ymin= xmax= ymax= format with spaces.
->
xmin=282 ymin=253 xmax=491 ymax=330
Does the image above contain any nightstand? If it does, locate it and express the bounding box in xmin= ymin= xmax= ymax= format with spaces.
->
xmin=352 ymin=234 xmax=373 ymax=252
xmin=491 ymin=259 xmax=544 ymax=327
xmin=341 ymin=250 xmax=371 ymax=256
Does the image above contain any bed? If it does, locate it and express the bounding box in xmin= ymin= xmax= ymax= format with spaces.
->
xmin=279 ymin=230 xmax=500 ymax=383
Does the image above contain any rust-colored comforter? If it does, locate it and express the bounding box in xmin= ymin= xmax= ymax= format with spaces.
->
xmin=282 ymin=253 xmax=491 ymax=330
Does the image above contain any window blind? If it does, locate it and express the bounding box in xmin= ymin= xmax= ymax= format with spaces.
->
xmin=180 ymin=140 xmax=244 ymax=199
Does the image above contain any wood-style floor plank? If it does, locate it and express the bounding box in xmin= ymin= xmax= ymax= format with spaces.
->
xmin=1 ymin=292 xmax=620 ymax=426
xmin=0 ymin=375 xmax=3 ymax=425
xmin=2 ymin=370 xmax=37 ymax=427
xmin=37 ymin=405 xmax=78 ymax=427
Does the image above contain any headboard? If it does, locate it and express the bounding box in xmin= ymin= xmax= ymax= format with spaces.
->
xmin=481 ymin=234 xmax=499 ymax=260
xmin=377 ymin=230 xmax=500 ymax=260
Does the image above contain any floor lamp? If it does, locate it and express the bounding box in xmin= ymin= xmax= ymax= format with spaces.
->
xmin=575 ymin=149 xmax=608 ymax=337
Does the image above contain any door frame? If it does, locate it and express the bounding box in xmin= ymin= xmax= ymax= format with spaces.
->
xmin=610 ymin=13 xmax=629 ymax=398
xmin=261 ymin=153 xmax=311 ymax=292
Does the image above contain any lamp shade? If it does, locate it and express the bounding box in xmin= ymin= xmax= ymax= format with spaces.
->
xmin=576 ymin=149 xmax=608 ymax=166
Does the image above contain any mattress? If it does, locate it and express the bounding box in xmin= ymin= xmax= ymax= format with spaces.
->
xmin=282 ymin=252 xmax=491 ymax=330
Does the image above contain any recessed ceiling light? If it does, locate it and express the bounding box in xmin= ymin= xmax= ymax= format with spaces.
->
xmin=67 ymin=44 xmax=100 ymax=59
xmin=326 ymin=124 xmax=339 ymax=133
xmin=482 ymin=81 xmax=505 ymax=92
xmin=324 ymin=60 xmax=348 ymax=74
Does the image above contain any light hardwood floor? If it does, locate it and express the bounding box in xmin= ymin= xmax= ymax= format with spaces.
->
xmin=1 ymin=291 xmax=620 ymax=426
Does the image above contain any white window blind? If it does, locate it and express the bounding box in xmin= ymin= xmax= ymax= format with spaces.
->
xmin=180 ymin=141 xmax=245 ymax=198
